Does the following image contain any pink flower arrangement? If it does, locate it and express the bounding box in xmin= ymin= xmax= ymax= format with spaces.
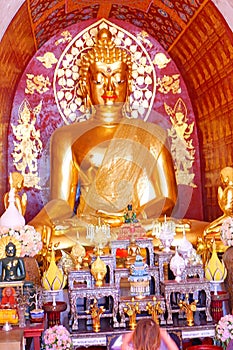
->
xmin=0 ymin=224 xmax=42 ymax=257
xmin=42 ymin=325 xmax=73 ymax=349
xmin=215 ymin=314 xmax=233 ymax=349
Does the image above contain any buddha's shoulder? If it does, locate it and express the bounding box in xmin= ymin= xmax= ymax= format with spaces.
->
xmin=122 ymin=118 xmax=167 ymax=138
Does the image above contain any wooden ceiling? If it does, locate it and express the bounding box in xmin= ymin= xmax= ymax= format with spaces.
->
xmin=0 ymin=0 xmax=233 ymax=222
xmin=28 ymin=0 xmax=206 ymax=50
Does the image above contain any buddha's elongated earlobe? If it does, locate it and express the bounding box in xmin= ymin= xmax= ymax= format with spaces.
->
xmin=124 ymin=95 xmax=132 ymax=117
xmin=124 ymin=83 xmax=132 ymax=117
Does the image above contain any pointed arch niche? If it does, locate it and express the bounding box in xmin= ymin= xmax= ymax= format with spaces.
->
xmin=9 ymin=18 xmax=203 ymax=222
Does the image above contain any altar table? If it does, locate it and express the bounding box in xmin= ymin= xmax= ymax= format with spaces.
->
xmin=0 ymin=329 xmax=24 ymax=350
xmin=71 ymin=323 xmax=216 ymax=349
xmin=0 ymin=320 xmax=45 ymax=350
xmin=23 ymin=320 xmax=45 ymax=350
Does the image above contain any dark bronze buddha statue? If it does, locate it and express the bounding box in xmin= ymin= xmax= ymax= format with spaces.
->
xmin=0 ymin=241 xmax=26 ymax=282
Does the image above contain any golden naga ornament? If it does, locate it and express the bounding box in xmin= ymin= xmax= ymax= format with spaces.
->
xmin=146 ymin=296 xmax=164 ymax=324
xmin=123 ymin=297 xmax=141 ymax=330
xmin=86 ymin=298 xmax=105 ymax=332
xmin=178 ymin=293 xmax=197 ymax=327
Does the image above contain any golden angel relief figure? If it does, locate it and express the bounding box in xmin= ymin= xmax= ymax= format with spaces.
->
xmin=11 ymin=99 xmax=43 ymax=188
xmin=166 ymin=98 xmax=196 ymax=188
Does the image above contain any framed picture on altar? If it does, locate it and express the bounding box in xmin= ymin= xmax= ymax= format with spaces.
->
xmin=0 ymin=285 xmax=18 ymax=324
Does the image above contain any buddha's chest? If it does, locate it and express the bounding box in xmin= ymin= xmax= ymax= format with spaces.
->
xmin=71 ymin=126 xmax=117 ymax=173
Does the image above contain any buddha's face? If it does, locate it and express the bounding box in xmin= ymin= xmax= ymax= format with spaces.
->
xmin=88 ymin=61 xmax=129 ymax=106
xmin=5 ymin=243 xmax=16 ymax=257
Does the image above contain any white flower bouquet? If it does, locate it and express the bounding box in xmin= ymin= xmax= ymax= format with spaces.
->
xmin=0 ymin=224 xmax=42 ymax=257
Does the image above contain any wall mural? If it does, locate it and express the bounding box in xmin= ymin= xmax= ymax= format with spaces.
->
xmin=9 ymin=18 xmax=203 ymax=222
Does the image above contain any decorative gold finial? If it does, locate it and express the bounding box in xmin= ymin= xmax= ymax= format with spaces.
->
xmin=178 ymin=293 xmax=197 ymax=326
xmin=146 ymin=296 xmax=164 ymax=324
xmin=123 ymin=297 xmax=140 ymax=330
xmin=86 ymin=299 xmax=105 ymax=332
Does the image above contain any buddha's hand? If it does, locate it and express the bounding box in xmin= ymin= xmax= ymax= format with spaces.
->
xmin=95 ymin=209 xmax=125 ymax=226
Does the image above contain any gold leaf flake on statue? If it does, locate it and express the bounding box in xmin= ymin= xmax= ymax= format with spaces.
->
xmin=37 ymin=52 xmax=58 ymax=69
xmin=153 ymin=53 xmax=171 ymax=69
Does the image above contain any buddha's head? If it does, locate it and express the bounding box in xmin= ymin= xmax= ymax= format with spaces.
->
xmin=5 ymin=242 xmax=17 ymax=257
xmin=79 ymin=28 xmax=132 ymax=115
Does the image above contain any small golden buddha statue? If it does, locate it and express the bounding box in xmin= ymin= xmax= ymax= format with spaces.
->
xmin=204 ymin=167 xmax=233 ymax=252
xmin=4 ymin=172 xmax=27 ymax=216
xmin=29 ymin=28 xmax=177 ymax=249
xmin=125 ymin=238 xmax=141 ymax=268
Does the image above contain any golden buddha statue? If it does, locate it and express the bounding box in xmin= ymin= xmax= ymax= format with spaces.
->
xmin=125 ymin=238 xmax=142 ymax=268
xmin=204 ymin=166 xmax=233 ymax=252
xmin=4 ymin=172 xmax=27 ymax=216
xmin=29 ymin=28 xmax=178 ymax=249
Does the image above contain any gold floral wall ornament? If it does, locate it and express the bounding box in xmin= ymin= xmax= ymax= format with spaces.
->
xmin=36 ymin=52 xmax=58 ymax=69
xmin=11 ymin=99 xmax=42 ymax=188
xmin=157 ymin=74 xmax=181 ymax=94
xmin=136 ymin=30 xmax=153 ymax=48
xmin=25 ymin=74 xmax=51 ymax=95
xmin=153 ymin=52 xmax=171 ymax=69
xmin=54 ymin=18 xmax=156 ymax=124
xmin=55 ymin=30 xmax=72 ymax=46
xmin=166 ymin=98 xmax=196 ymax=188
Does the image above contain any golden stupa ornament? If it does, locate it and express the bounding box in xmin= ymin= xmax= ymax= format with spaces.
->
xmin=90 ymin=252 xmax=107 ymax=287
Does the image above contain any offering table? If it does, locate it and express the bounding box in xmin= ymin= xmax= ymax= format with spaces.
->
xmin=160 ymin=278 xmax=213 ymax=325
xmin=68 ymin=284 xmax=119 ymax=331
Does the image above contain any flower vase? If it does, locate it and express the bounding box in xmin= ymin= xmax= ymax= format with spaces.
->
xmin=18 ymin=305 xmax=26 ymax=327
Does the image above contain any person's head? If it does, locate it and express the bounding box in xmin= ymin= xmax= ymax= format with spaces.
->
xmin=3 ymin=287 xmax=15 ymax=297
xmin=5 ymin=242 xmax=16 ymax=257
xmin=132 ymin=318 xmax=161 ymax=350
xmin=79 ymin=28 xmax=132 ymax=111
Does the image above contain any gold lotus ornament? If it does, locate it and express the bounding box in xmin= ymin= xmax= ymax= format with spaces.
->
xmin=91 ymin=254 xmax=107 ymax=287
xmin=205 ymin=240 xmax=227 ymax=295
xmin=42 ymin=246 xmax=67 ymax=290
